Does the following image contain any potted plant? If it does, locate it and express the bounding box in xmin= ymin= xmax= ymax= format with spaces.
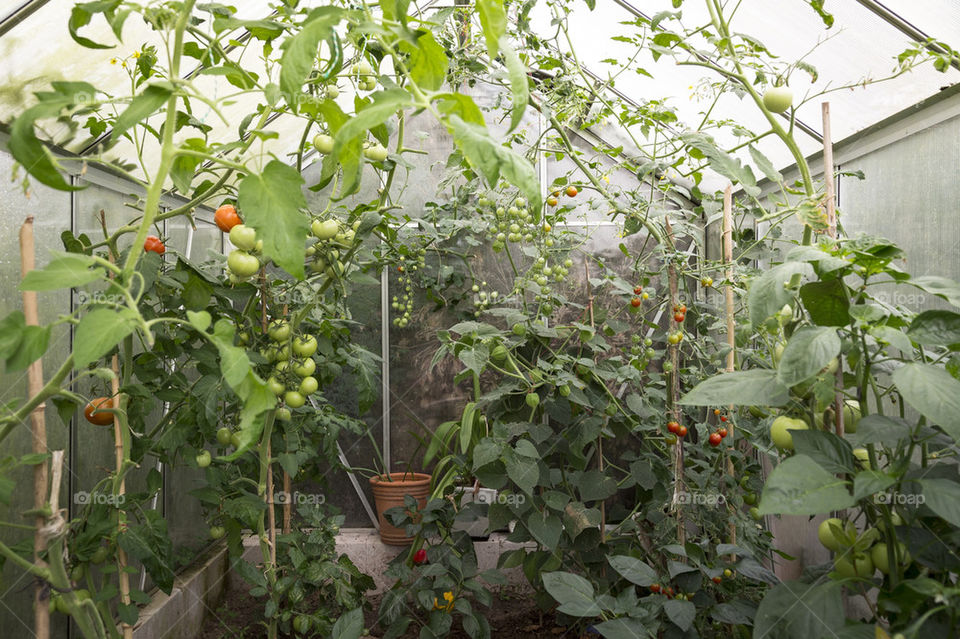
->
xmin=362 ymin=430 xmax=432 ymax=545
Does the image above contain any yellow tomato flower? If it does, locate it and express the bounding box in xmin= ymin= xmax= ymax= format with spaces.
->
xmin=133 ymin=50 xmax=141 ymax=59
xmin=432 ymin=591 xmax=455 ymax=611
xmin=602 ymin=174 xmax=610 ymax=184
xmin=110 ymin=57 xmax=118 ymax=65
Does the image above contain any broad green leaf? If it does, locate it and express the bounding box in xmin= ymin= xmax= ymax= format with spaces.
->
xmin=111 ymin=82 xmax=174 ymax=143
xmin=406 ymin=31 xmax=448 ymax=91
xmin=21 ymin=254 xmax=104 ymax=291
xmin=852 ymin=470 xmax=896 ymax=502
xmin=683 ymin=133 xmax=759 ymax=196
xmin=777 ymin=326 xmax=840 ymax=387
xmin=748 ymin=262 xmax=813 ymax=327
xmin=0 ymin=312 xmax=26 ymax=361
xmin=790 ymin=429 xmax=854 ymax=475
xmin=238 ymin=161 xmax=309 ymax=278
xmin=447 ymin=115 xmax=542 ymax=212
xmin=758 ymin=455 xmax=854 ymax=515
xmin=910 ymin=276 xmax=960 ymax=308
xmin=679 ymin=370 xmax=789 ymax=406
xmin=500 ymin=37 xmax=529 ymax=133
xmin=578 ymin=469 xmax=618 ymax=501
xmin=331 ymin=607 xmax=364 ymax=639
xmin=333 ymin=89 xmax=412 ymax=197
xmin=74 ymin=308 xmax=139 ymax=368
xmin=593 ymin=618 xmax=652 ymax=639
xmin=503 ymin=447 xmax=538 ymax=495
xmin=749 ymin=145 xmax=782 ymax=183
xmin=541 ymin=572 xmax=601 ymax=617
xmin=663 ymin=599 xmax=695 ymax=632
xmin=607 ymin=555 xmax=657 ymax=587
xmin=754 ymin=580 xmax=844 ymax=639
xmin=892 ymin=363 xmax=960 ymax=443
xmin=476 ymin=0 xmax=507 ymax=58
xmin=920 ymin=479 xmax=960 ymax=527
xmin=435 ymin=93 xmax=485 ymax=125
xmin=799 ymin=279 xmax=850 ymax=326
xmin=907 ymin=310 xmax=960 ymax=346
xmin=787 ymin=245 xmax=848 ymax=273
xmin=5 ymin=325 xmax=51 ymax=372
xmin=526 ymin=510 xmax=562 ymax=550
xmin=69 ymin=4 xmax=116 ymax=49
xmin=848 ymin=415 xmax=911 ymax=447
xmin=279 ymin=11 xmax=340 ymax=111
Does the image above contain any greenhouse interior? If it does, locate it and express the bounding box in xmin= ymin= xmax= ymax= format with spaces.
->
xmin=2 ymin=0 xmax=960 ymax=637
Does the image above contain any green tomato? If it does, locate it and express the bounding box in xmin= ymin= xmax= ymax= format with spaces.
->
xmin=743 ymin=493 xmax=757 ymax=505
xmin=833 ymin=553 xmax=874 ymax=580
xmin=491 ymin=344 xmax=508 ymax=365
xmin=299 ymin=376 xmax=319 ymax=396
xmin=558 ymin=384 xmax=571 ymax=397
xmin=230 ymin=432 xmax=242 ymax=448
xmin=749 ymin=507 xmax=762 ymax=521
xmin=762 ymin=86 xmax=793 ymax=113
xmin=853 ymin=447 xmax=872 ymax=469
xmin=292 ymin=358 xmax=316 ymax=378
xmin=216 ymin=427 xmax=233 ymax=446
xmin=90 ymin=546 xmax=110 ymax=565
xmin=313 ymin=133 xmax=334 ymax=155
xmin=512 ymin=323 xmax=527 ymax=336
xmin=276 ymin=407 xmax=292 ymax=422
xmin=285 ymin=391 xmax=306 ymax=409
xmin=770 ymin=416 xmax=808 ymax=451
xmin=871 ymin=542 xmax=910 ymax=574
xmin=227 ymin=250 xmax=260 ymax=278
xmin=818 ymin=517 xmax=856 ymax=552
xmin=228 ymin=224 xmax=257 ymax=251
xmin=843 ymin=400 xmax=861 ymax=433
xmin=268 ymin=319 xmax=291 ymax=342
xmin=364 ymin=144 xmax=389 ymax=162
xmin=209 ymin=525 xmax=226 ymax=540
xmin=312 ymin=218 xmax=339 ymax=240
xmin=196 ymin=450 xmax=212 ymax=468
xmin=525 ymin=392 xmax=540 ymax=409
xmin=292 ymin=335 xmax=318 ymax=357
xmin=662 ymin=362 xmax=673 ymax=373
xmin=325 ymin=84 xmax=339 ymax=99
xmin=267 ymin=376 xmax=286 ymax=396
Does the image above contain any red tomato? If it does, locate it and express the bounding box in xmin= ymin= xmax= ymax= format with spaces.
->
xmin=214 ymin=204 xmax=242 ymax=232
xmin=631 ymin=297 xmax=642 ymax=307
xmin=718 ymin=427 xmax=728 ymax=438
xmin=144 ymin=235 xmax=165 ymax=255
xmin=667 ymin=421 xmax=680 ymax=434
xmin=709 ymin=432 xmax=722 ymax=446
xmin=565 ymin=185 xmax=578 ymax=197
xmin=677 ymin=425 xmax=688 ymax=438
xmin=673 ymin=312 xmax=685 ymax=323
xmin=649 ymin=584 xmax=661 ymax=593
xmin=413 ymin=548 xmax=427 ymax=565
xmin=634 ymin=286 xmax=643 ymax=295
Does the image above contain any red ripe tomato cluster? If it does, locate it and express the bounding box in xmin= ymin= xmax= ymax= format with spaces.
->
xmin=666 ymin=420 xmax=687 ymax=439
xmin=673 ymin=303 xmax=687 ymax=324
xmin=708 ymin=409 xmax=730 ymax=446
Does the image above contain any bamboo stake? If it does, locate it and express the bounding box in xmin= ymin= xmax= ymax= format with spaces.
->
xmin=111 ymin=352 xmax=132 ymax=639
xmin=822 ymin=102 xmax=845 ymax=438
xmin=282 ymin=303 xmax=292 ymax=535
xmin=20 ymin=216 xmax=50 ymax=639
xmin=583 ymin=258 xmax=604 ymax=541
xmin=260 ymin=271 xmax=277 ymax=567
xmin=665 ymin=218 xmax=684 ymax=545
xmin=722 ymin=186 xmax=737 ymax=555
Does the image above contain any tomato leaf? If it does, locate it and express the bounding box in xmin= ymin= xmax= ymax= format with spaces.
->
xmin=754 ymin=580 xmax=844 ymax=638
xmin=790 ymin=429 xmax=855 ymax=475
xmin=799 ymin=279 xmax=850 ymax=326
xmin=777 ymin=326 xmax=840 ymax=387
xmin=0 ymin=312 xmax=26 ymax=362
xmin=238 ymin=161 xmax=309 ymax=279
xmin=748 ymin=262 xmax=813 ymax=327
xmin=892 ymin=363 xmax=960 ymax=443
xmin=446 ymin=115 xmax=542 ymax=213
xmin=279 ymin=9 xmax=341 ymax=112
xmin=500 ymin=36 xmax=529 ymax=133
xmin=920 ymin=479 xmax=960 ymax=527
xmin=679 ymin=370 xmax=789 ymax=406
xmin=526 ymin=510 xmax=562 ymax=550
xmin=331 ymin=607 xmax=364 ymax=639
xmin=476 ymin=0 xmax=507 ymax=58
xmin=21 ymin=253 xmax=105 ymax=291
xmin=541 ymin=572 xmax=601 ymax=617
xmin=74 ymin=308 xmax=139 ymax=368
xmin=607 ymin=555 xmax=657 ymax=587
xmin=757 ymin=455 xmax=854 ymax=515
xmin=404 ymin=31 xmax=448 ymax=92
xmin=663 ymin=599 xmax=696 ymax=632
xmin=5 ymin=325 xmax=51 ymax=373
xmin=907 ymin=309 xmax=960 ymax=346
xmin=111 ymin=82 xmax=174 ymax=143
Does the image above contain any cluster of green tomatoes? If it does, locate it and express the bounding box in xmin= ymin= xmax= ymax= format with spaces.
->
xmin=391 ymin=249 xmax=427 ymax=327
xmin=226 ymin=223 xmax=265 ymax=281
xmin=261 ymin=319 xmax=321 ymax=419
xmin=307 ymin=217 xmax=357 ymax=277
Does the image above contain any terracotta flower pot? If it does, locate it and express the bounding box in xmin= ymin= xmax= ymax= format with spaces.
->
xmin=369 ymin=472 xmax=431 ymax=545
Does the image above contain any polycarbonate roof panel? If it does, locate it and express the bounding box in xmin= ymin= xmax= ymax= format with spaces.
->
xmin=532 ymin=0 xmax=959 ymax=175
xmin=881 ymin=0 xmax=960 ymax=46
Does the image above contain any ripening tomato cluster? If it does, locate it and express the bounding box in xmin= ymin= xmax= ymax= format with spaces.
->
xmin=648 ymin=583 xmax=690 ymax=600
xmin=672 ymin=303 xmax=687 ymax=324
xmin=709 ymin=409 xmax=730 ymax=446
xmin=545 ymin=184 xmax=578 ymax=207
xmin=665 ymin=420 xmax=687 ymax=445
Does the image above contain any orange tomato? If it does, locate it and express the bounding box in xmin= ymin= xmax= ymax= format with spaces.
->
xmin=214 ymin=204 xmax=242 ymax=232
xmin=144 ymin=235 xmax=165 ymax=255
xmin=84 ymin=397 xmax=115 ymax=426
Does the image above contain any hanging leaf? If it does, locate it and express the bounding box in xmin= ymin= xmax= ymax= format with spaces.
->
xmin=476 ymin=0 xmax=507 ymax=58
xmin=500 ymin=37 xmax=529 ymax=133
xmin=892 ymin=363 xmax=960 ymax=443
xmin=777 ymin=326 xmax=840 ymax=387
xmin=758 ymin=455 xmax=854 ymax=515
xmin=679 ymin=370 xmax=789 ymax=406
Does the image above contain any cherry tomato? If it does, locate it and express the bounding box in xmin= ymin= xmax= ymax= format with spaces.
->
xmin=720 ymin=415 xmax=727 ymax=422
xmin=723 ymin=568 xmax=733 ymax=578
xmin=634 ymin=286 xmax=643 ymax=295
xmin=673 ymin=312 xmax=685 ymax=323
xmin=546 ymin=196 xmax=558 ymax=207
xmin=709 ymin=432 xmax=722 ymax=446
xmin=717 ymin=427 xmax=728 ymax=438
xmin=84 ymin=397 xmax=115 ymax=426
xmin=413 ymin=549 xmax=427 ymax=565
xmin=631 ymin=297 xmax=642 ymax=308
xmin=144 ymin=235 xmax=165 ymax=255
xmin=565 ymin=185 xmax=578 ymax=197
xmin=677 ymin=425 xmax=688 ymax=438
xmin=664 ymin=433 xmax=678 ymax=445
xmin=649 ymin=584 xmax=661 ymax=593
xmin=712 ymin=576 xmax=722 ymax=584
xmin=664 ymin=587 xmax=674 ymax=597
xmin=214 ymin=204 xmax=242 ymax=232
xmin=667 ymin=332 xmax=683 ymax=345
xmin=713 ymin=409 xmax=721 ymax=415
xmin=667 ymin=421 xmax=680 ymax=434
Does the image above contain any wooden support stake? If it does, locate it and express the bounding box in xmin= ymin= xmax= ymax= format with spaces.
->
xmin=665 ymin=218 xmax=684 ymax=545
xmin=20 ymin=216 xmax=49 ymax=639
xmin=822 ymin=102 xmax=845 ymax=437
xmin=260 ymin=271 xmax=277 ymax=567
xmin=722 ymin=186 xmax=737 ymax=555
